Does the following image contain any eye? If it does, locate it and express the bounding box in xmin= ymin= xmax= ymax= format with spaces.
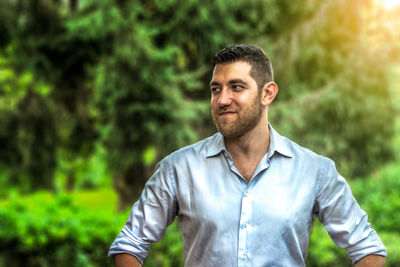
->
xmin=231 ymin=84 xmax=244 ymax=92
xmin=211 ymin=87 xmax=221 ymax=94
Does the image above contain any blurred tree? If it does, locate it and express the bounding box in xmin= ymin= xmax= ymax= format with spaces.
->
xmin=71 ymin=0 xmax=246 ymax=210
xmin=0 ymin=0 xmax=397 ymax=209
xmin=0 ymin=0 xmax=101 ymax=192
xmin=241 ymin=0 xmax=396 ymax=177
xmin=0 ymin=68 xmax=58 ymax=191
xmin=92 ymin=0 xmax=395 ymax=209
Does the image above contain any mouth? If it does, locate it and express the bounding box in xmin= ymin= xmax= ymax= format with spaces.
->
xmin=219 ymin=111 xmax=236 ymax=116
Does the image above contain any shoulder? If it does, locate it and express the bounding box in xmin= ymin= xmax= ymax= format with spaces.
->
xmin=277 ymin=133 xmax=342 ymax=200
xmin=278 ymin=131 xmax=332 ymax=166
xmin=285 ymin=138 xmax=341 ymax=192
xmin=161 ymin=133 xmax=220 ymax=165
xmin=272 ymin=130 xmax=337 ymax=185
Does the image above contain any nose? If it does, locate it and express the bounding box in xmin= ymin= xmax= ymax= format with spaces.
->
xmin=217 ymin=88 xmax=232 ymax=106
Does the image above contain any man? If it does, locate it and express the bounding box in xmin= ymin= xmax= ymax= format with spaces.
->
xmin=109 ymin=44 xmax=386 ymax=266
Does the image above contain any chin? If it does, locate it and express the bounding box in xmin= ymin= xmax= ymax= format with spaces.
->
xmin=218 ymin=128 xmax=243 ymax=139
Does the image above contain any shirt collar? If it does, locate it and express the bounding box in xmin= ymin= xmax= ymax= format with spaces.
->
xmin=268 ymin=124 xmax=294 ymax=159
xmin=206 ymin=124 xmax=294 ymax=159
xmin=206 ymin=132 xmax=226 ymax=157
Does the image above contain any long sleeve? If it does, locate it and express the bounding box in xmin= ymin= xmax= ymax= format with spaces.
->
xmin=108 ymin=157 xmax=178 ymax=264
xmin=315 ymin=159 xmax=387 ymax=264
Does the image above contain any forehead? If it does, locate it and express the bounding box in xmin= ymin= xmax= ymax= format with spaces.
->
xmin=211 ymin=61 xmax=253 ymax=83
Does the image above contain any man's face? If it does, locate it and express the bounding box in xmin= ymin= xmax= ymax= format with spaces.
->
xmin=210 ymin=61 xmax=264 ymax=139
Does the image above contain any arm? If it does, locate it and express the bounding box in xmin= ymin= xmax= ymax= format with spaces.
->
xmin=114 ymin=253 xmax=142 ymax=267
xmin=316 ymin=160 xmax=387 ymax=263
xmin=355 ymin=254 xmax=385 ymax=267
xmin=108 ymin=157 xmax=178 ymax=263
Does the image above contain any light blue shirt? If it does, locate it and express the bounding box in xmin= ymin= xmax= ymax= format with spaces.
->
xmin=108 ymin=125 xmax=386 ymax=266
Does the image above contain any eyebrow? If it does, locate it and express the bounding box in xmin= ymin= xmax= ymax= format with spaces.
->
xmin=210 ymin=81 xmax=221 ymax=87
xmin=209 ymin=79 xmax=248 ymax=87
xmin=228 ymin=79 xmax=247 ymax=85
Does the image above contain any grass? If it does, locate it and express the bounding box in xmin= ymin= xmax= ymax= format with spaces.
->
xmin=71 ymin=187 xmax=117 ymax=213
xmin=0 ymin=187 xmax=118 ymax=215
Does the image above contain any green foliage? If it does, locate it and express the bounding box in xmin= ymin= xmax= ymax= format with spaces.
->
xmin=0 ymin=57 xmax=58 ymax=192
xmin=0 ymin=193 xmax=119 ymax=266
xmin=266 ymin=0 xmax=395 ymax=178
xmin=73 ymin=0 xmax=254 ymax=207
xmin=0 ymin=0 xmax=399 ymax=265
xmin=379 ymin=232 xmax=400 ymax=266
xmin=55 ymin=144 xmax=112 ymax=191
xmin=351 ymin=163 xmax=400 ymax=233
xmin=1 ymin=161 xmax=400 ymax=266
xmin=307 ymin=221 xmax=350 ymax=267
xmin=0 ymin=190 xmax=183 ymax=267
xmin=145 ymin=223 xmax=184 ymax=267
xmin=0 ymin=0 xmax=100 ymax=192
xmin=0 ymin=0 xmax=397 ymax=205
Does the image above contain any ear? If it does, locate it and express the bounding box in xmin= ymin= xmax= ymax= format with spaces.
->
xmin=261 ymin=82 xmax=278 ymax=106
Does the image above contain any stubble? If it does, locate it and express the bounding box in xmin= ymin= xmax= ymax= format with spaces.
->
xmin=212 ymin=94 xmax=263 ymax=139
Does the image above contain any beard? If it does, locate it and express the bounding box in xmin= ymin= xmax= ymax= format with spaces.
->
xmin=212 ymin=94 xmax=264 ymax=139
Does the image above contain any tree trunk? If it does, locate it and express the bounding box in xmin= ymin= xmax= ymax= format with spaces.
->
xmin=66 ymin=170 xmax=75 ymax=192
xmin=113 ymin=163 xmax=150 ymax=211
xmin=69 ymin=0 xmax=77 ymax=11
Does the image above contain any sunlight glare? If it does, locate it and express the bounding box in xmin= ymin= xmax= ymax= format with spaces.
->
xmin=383 ymin=0 xmax=400 ymax=9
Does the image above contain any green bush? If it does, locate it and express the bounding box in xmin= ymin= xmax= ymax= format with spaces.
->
xmin=307 ymin=220 xmax=350 ymax=267
xmin=0 ymin=192 xmax=183 ymax=267
xmin=351 ymin=163 xmax=400 ymax=233
xmin=1 ymin=162 xmax=400 ymax=267
xmin=145 ymin=223 xmax=183 ymax=267
xmin=0 ymin=193 xmax=118 ymax=267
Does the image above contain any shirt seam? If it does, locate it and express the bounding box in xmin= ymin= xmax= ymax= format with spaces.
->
xmin=315 ymin=157 xmax=328 ymax=215
xmin=166 ymin=155 xmax=178 ymax=205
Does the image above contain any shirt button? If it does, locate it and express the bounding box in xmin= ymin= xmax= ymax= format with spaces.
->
xmin=242 ymin=254 xmax=247 ymax=260
xmin=244 ymin=223 xmax=248 ymax=228
xmin=244 ymin=192 xmax=248 ymax=197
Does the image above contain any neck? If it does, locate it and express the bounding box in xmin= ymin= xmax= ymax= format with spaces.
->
xmin=224 ymin=118 xmax=270 ymax=159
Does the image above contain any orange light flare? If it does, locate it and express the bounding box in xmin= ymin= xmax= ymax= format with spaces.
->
xmin=378 ymin=0 xmax=400 ymax=96
xmin=374 ymin=0 xmax=400 ymax=29
xmin=361 ymin=0 xmax=400 ymax=61
xmin=382 ymin=0 xmax=400 ymax=10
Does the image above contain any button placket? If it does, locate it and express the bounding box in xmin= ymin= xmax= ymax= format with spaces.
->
xmin=238 ymin=190 xmax=252 ymax=266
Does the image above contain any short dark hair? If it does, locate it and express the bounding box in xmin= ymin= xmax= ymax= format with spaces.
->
xmin=212 ymin=44 xmax=274 ymax=90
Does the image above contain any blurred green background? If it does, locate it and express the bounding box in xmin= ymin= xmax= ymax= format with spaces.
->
xmin=0 ymin=0 xmax=399 ymax=266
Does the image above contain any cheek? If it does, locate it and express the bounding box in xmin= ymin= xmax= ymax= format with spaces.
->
xmin=235 ymin=95 xmax=250 ymax=106
xmin=210 ymin=97 xmax=218 ymax=108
